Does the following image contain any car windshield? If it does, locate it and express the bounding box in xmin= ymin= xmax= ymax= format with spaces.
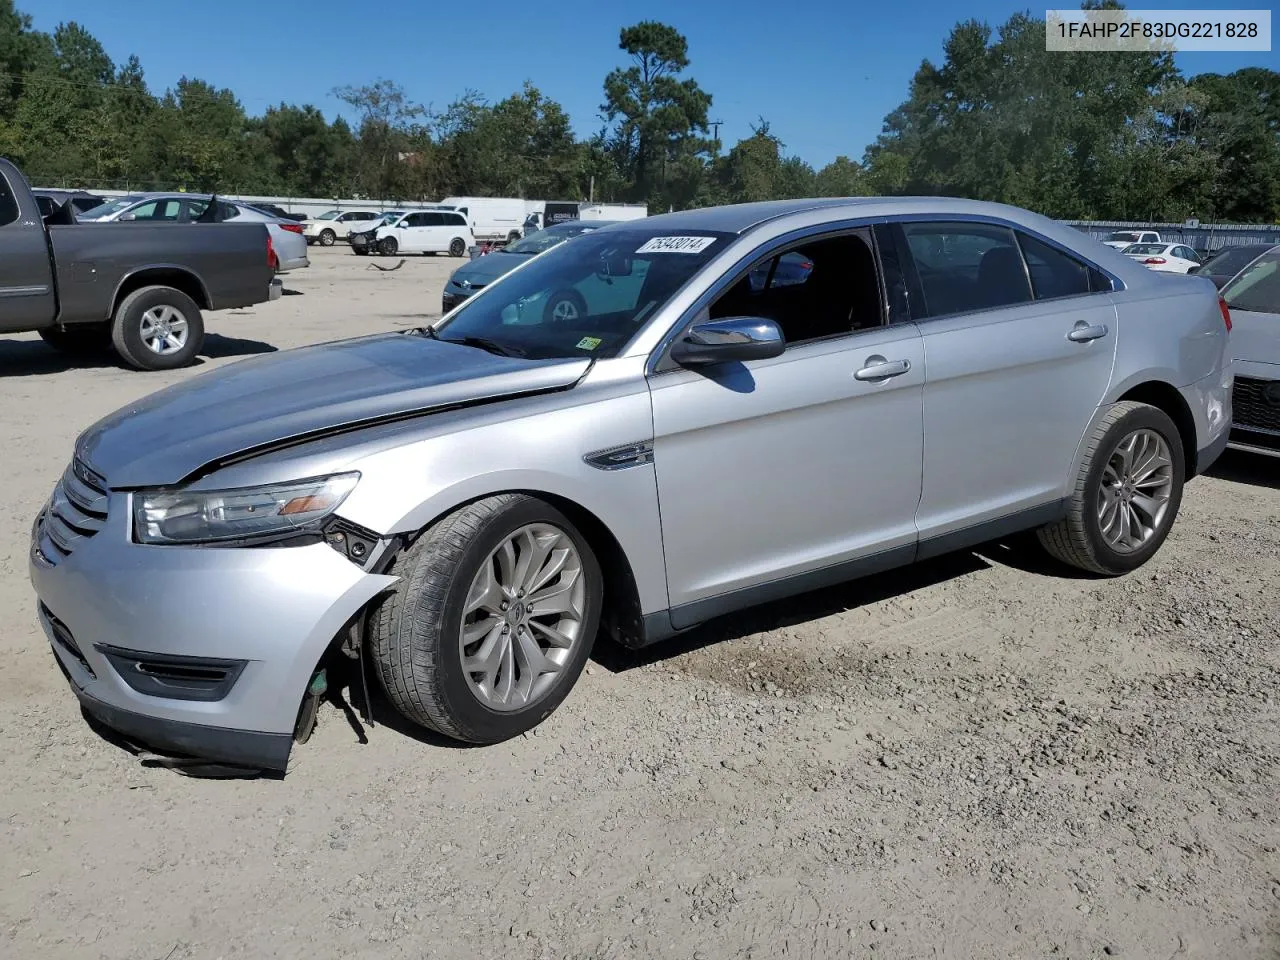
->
xmin=314 ymin=210 xmax=341 ymax=220
xmin=1204 ymin=246 xmax=1271 ymax=276
xmin=505 ymin=222 xmax=601 ymax=255
xmin=78 ymin=195 xmax=144 ymax=219
xmin=1107 ymin=232 xmax=1141 ymax=243
xmin=1124 ymin=243 xmax=1167 ymax=256
xmin=434 ymin=227 xmax=733 ymax=360
xmin=1222 ymin=250 xmax=1280 ymax=315
xmin=373 ymin=212 xmax=403 ymax=225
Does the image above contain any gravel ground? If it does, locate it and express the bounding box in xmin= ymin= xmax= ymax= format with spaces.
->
xmin=1 ymin=247 xmax=1278 ymax=960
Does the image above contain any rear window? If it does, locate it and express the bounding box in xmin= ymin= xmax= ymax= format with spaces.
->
xmin=1124 ymin=243 xmax=1167 ymax=256
xmin=1204 ymin=246 xmax=1270 ymax=276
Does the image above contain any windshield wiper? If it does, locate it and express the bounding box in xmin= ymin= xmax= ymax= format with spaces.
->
xmin=413 ymin=324 xmax=439 ymax=339
xmin=442 ymin=335 xmax=526 ymax=358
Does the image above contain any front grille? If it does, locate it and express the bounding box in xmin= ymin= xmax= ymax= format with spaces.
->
xmin=35 ymin=458 xmax=109 ymax=564
xmin=1232 ymin=377 xmax=1280 ymax=433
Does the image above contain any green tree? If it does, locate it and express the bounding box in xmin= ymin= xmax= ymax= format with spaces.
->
xmin=601 ymin=21 xmax=712 ymax=207
xmin=334 ymin=79 xmax=424 ymax=199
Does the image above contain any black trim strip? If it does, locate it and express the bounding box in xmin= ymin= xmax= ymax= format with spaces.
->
xmin=916 ymin=499 xmax=1067 ymax=561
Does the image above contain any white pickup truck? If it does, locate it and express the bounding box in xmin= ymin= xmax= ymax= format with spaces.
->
xmin=1102 ymin=229 xmax=1162 ymax=250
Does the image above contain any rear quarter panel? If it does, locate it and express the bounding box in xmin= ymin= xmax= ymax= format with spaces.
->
xmin=47 ymin=222 xmax=272 ymax=321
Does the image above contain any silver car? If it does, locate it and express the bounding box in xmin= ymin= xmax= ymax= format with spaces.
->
xmin=29 ymin=198 xmax=1233 ymax=773
xmin=1220 ymin=245 xmax=1280 ymax=456
xmin=76 ymin=193 xmax=309 ymax=273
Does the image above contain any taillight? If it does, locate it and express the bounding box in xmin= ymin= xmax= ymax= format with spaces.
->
xmin=1218 ymin=296 xmax=1232 ymax=332
xmin=1143 ymin=257 xmax=1167 ymax=265
xmin=279 ymin=223 xmax=304 ymax=234
xmin=266 ymin=233 xmax=275 ymax=267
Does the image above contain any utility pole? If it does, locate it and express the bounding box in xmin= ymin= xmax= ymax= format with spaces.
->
xmin=709 ymin=119 xmax=724 ymax=145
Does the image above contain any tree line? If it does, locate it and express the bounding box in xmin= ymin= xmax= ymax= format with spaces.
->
xmin=1 ymin=1 xmax=1276 ymax=222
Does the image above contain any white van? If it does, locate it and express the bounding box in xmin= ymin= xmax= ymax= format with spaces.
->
xmin=440 ymin=197 xmax=528 ymax=243
xmin=369 ymin=209 xmax=475 ymax=257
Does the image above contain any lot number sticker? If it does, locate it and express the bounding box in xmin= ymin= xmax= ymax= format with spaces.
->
xmin=635 ymin=236 xmax=716 ymax=254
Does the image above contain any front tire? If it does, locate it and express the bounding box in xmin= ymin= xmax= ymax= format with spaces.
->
xmin=369 ymin=495 xmax=602 ymax=744
xmin=543 ymin=288 xmax=588 ymax=324
xmin=379 ymin=237 xmax=398 ymax=256
xmin=319 ymin=228 xmax=336 ymax=246
xmin=110 ymin=286 xmax=205 ymax=371
xmin=1037 ymin=401 xmax=1184 ymax=575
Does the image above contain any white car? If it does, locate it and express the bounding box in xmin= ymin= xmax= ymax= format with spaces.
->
xmin=302 ymin=209 xmax=381 ymax=246
xmin=1122 ymin=242 xmax=1201 ymax=274
xmin=371 ymin=209 xmax=475 ymax=257
xmin=1103 ymin=230 xmax=1162 ymax=250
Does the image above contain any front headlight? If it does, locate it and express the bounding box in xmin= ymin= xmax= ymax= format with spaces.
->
xmin=133 ymin=473 xmax=359 ymax=545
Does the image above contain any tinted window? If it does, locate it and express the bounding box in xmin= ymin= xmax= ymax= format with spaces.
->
xmin=1017 ymin=232 xmax=1092 ymax=300
xmin=404 ymin=213 xmax=429 ymax=227
xmin=1222 ymin=251 xmax=1280 ymax=315
xmin=711 ymin=234 xmax=882 ymax=344
xmin=1125 ymin=243 xmax=1167 ymax=256
xmin=425 ymin=212 xmax=446 ymax=227
xmin=447 ymin=213 xmax=467 ymax=226
xmin=127 ymin=199 xmax=182 ymax=221
xmin=903 ymin=222 xmax=1032 ymax=316
xmin=1204 ymin=246 xmax=1271 ymax=276
xmin=0 ymin=176 xmax=20 ymax=225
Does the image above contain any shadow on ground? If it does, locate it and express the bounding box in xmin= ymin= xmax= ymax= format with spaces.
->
xmin=0 ymin=332 xmax=276 ymax=376
xmin=1208 ymin=448 xmax=1279 ymax=489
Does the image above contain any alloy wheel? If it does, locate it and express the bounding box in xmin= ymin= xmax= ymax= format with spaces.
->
xmin=138 ymin=305 xmax=189 ymax=355
xmin=1096 ymin=428 xmax=1174 ymax=553
xmin=457 ymin=523 xmax=587 ymax=711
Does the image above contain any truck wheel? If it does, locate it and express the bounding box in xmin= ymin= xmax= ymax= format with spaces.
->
xmin=1037 ymin=401 xmax=1185 ymax=576
xmin=110 ymin=286 xmax=205 ymax=371
xmin=379 ymin=237 xmax=398 ymax=256
xmin=368 ymin=494 xmax=602 ymax=744
xmin=38 ymin=322 xmax=111 ymax=355
xmin=319 ymin=229 xmax=336 ymax=246
xmin=450 ymin=237 xmax=467 ymax=257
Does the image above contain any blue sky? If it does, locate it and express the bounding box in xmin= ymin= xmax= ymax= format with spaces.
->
xmin=28 ymin=0 xmax=1280 ymax=169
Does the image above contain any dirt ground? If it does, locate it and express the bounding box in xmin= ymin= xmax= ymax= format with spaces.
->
xmin=1 ymin=247 xmax=1278 ymax=960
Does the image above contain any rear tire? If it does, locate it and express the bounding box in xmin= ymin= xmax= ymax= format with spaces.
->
xmin=1037 ymin=401 xmax=1184 ymax=576
xmin=110 ymin=285 xmax=205 ymax=371
xmin=450 ymin=237 xmax=466 ymax=257
xmin=38 ymin=323 xmax=111 ymax=355
xmin=369 ymin=494 xmax=602 ymax=744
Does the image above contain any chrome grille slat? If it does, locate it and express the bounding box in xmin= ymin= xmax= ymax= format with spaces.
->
xmin=50 ymin=488 xmax=104 ymax=533
xmin=62 ymin=463 xmax=108 ymax=516
xmin=35 ymin=457 xmax=110 ymax=565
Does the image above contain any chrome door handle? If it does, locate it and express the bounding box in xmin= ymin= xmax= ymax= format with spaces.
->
xmin=854 ymin=357 xmax=911 ymax=381
xmin=1067 ymin=322 xmax=1109 ymax=343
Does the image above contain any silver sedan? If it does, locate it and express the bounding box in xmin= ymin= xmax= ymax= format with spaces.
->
xmin=31 ymin=197 xmax=1232 ymax=774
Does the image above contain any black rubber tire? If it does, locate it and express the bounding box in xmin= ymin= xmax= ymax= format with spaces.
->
xmin=450 ymin=237 xmax=467 ymax=257
xmin=319 ymin=228 xmax=336 ymax=246
xmin=353 ymin=247 xmax=369 ymax=256
xmin=38 ymin=322 xmax=111 ymax=354
xmin=110 ymin=285 xmax=205 ymax=371
xmin=1037 ymin=401 xmax=1185 ymax=576
xmin=543 ymin=288 xmax=588 ymax=324
xmin=369 ymin=494 xmax=602 ymax=744
xmin=379 ymin=237 xmax=398 ymax=256
xmin=506 ymin=231 xmax=521 ymax=244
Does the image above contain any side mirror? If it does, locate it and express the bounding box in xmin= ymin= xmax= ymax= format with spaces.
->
xmin=118 ymin=212 xmax=136 ymax=222
xmin=396 ymin=221 xmax=407 ymax=228
xmin=1187 ymin=265 xmax=1201 ymax=275
xmin=671 ymin=316 xmax=785 ymax=367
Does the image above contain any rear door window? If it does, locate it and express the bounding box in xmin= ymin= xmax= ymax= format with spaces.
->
xmin=902 ymin=222 xmax=1033 ymax=317
xmin=1016 ymin=232 xmax=1094 ymax=300
xmin=0 ymin=173 xmax=18 ymax=226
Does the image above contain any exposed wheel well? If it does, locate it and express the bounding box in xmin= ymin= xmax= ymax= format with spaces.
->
xmin=113 ymin=269 xmax=210 ymax=315
xmin=392 ymin=490 xmax=644 ymax=647
xmin=1117 ymin=381 xmax=1197 ymax=478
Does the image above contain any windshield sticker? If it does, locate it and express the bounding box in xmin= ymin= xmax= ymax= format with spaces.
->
xmin=635 ymin=236 xmax=716 ymax=254
xmin=575 ymin=336 xmax=603 ymax=351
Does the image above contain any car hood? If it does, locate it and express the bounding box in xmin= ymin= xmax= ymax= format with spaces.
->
xmin=1229 ymin=307 xmax=1279 ymax=366
xmin=450 ymin=251 xmax=534 ymax=287
xmin=78 ymin=333 xmax=592 ymax=487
